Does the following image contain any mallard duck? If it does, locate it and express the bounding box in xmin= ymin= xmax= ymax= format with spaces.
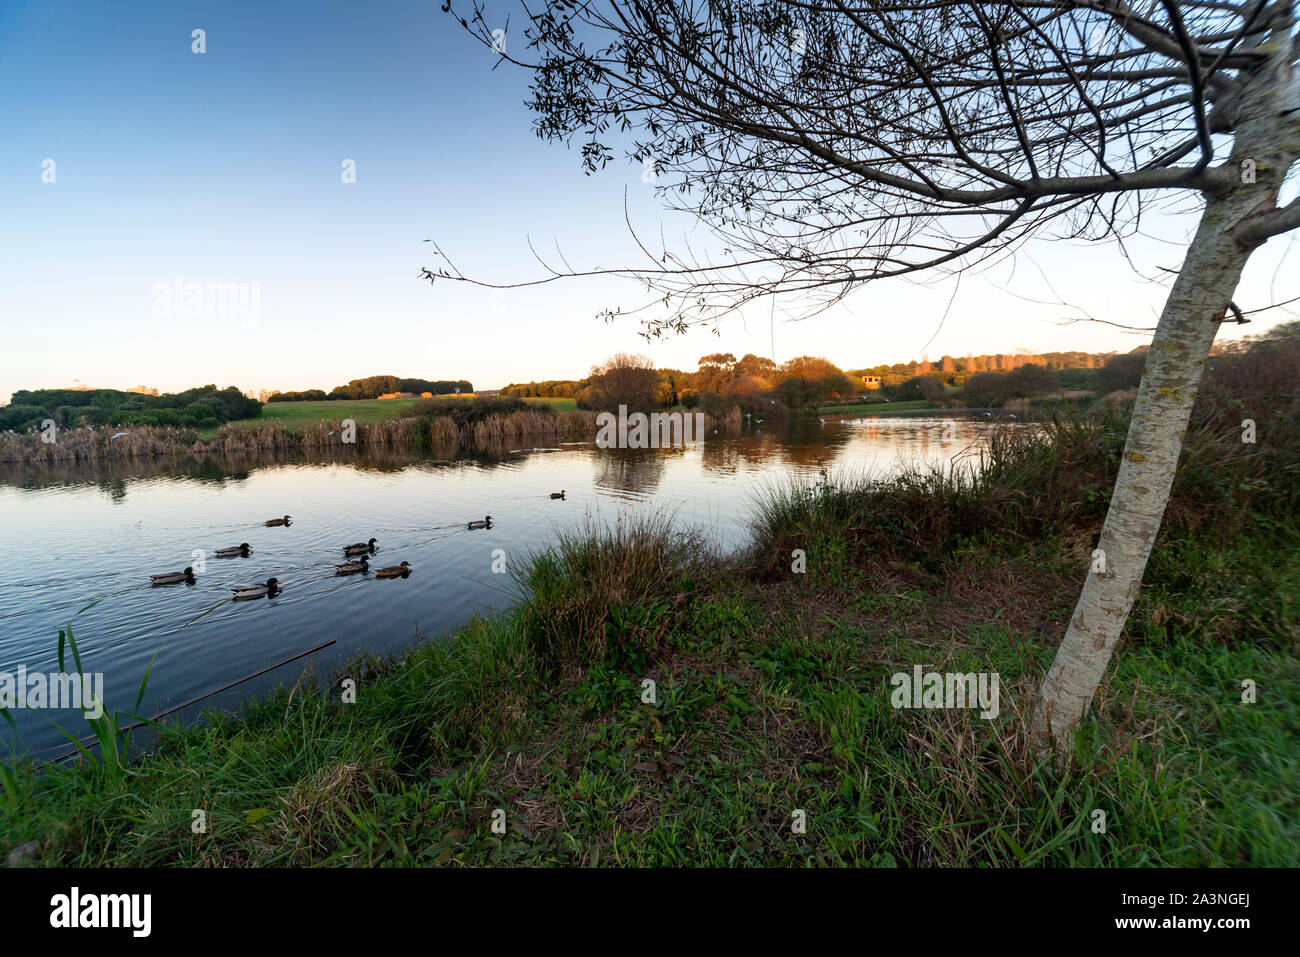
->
xmin=150 ymin=567 xmax=195 ymax=586
xmin=550 ymin=490 xmax=566 ymax=499
xmin=374 ymin=561 xmax=412 ymax=578
xmin=343 ymin=537 xmax=377 ymax=555
xmin=265 ymin=515 xmax=292 ymax=527
xmin=215 ymin=543 xmax=251 ymax=558
xmin=467 ymin=516 xmax=492 ymax=529
xmin=232 ymin=578 xmax=280 ymax=600
xmin=335 ymin=555 xmax=369 ymax=575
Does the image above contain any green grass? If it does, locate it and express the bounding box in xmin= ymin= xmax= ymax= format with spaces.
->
xmin=256 ymin=398 xmax=420 ymax=426
xmin=242 ymin=396 xmax=576 ymax=433
xmin=813 ymin=400 xmax=933 ymax=415
xmin=520 ymin=397 xmax=578 ymax=412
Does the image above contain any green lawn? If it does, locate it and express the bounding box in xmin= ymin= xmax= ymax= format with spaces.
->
xmin=519 ymin=397 xmax=578 ymax=411
xmin=255 ymin=398 xmax=419 ymax=426
xmin=250 ymin=396 xmax=577 ymax=427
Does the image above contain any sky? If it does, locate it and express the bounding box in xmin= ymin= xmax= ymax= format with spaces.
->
xmin=1 ymin=0 xmax=1297 ymax=402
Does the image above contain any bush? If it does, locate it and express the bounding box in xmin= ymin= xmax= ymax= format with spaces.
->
xmin=1097 ymin=352 xmax=1147 ymax=393
xmin=896 ymin=376 xmax=946 ymax=401
xmin=404 ymin=396 xmax=530 ymax=426
xmin=960 ymin=372 xmax=1011 ymax=407
xmin=0 ymin=404 xmax=46 ymax=431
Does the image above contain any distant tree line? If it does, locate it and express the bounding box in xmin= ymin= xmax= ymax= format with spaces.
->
xmin=846 ymin=350 xmax=1128 ymax=388
xmin=500 ymin=346 xmax=1156 ymax=414
xmin=267 ymin=375 xmax=473 ymax=401
xmin=546 ymin=352 xmax=858 ymax=416
xmin=0 ymin=385 xmax=261 ymax=431
xmin=500 ymin=379 xmax=584 ymax=398
xmin=949 ymin=353 xmax=1147 ymax=408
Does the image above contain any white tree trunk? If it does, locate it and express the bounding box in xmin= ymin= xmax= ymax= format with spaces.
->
xmin=1029 ymin=191 xmax=1257 ymax=755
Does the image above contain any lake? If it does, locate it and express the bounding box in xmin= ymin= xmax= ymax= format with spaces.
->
xmin=0 ymin=413 xmax=1012 ymax=758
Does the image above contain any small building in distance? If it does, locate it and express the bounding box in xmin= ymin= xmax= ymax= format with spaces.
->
xmin=127 ymin=385 xmax=160 ymax=396
xmin=474 ymin=389 xmax=503 ymax=397
xmin=377 ymin=392 xmax=419 ymax=400
xmin=861 ymin=375 xmax=882 ymax=390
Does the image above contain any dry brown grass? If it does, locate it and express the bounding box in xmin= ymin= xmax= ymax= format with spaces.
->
xmin=274 ymin=760 xmax=397 ymax=864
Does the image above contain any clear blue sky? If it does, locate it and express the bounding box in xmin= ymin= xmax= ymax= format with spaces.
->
xmin=1 ymin=0 xmax=1296 ymax=401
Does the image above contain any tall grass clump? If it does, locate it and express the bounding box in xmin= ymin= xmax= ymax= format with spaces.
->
xmin=1167 ymin=322 xmax=1300 ymax=537
xmin=748 ymin=412 xmax=1126 ymax=577
xmin=512 ymin=513 xmax=715 ymax=674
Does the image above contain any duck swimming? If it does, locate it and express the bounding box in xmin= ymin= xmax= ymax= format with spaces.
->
xmin=343 ymin=538 xmax=378 ymax=555
xmin=265 ymin=515 xmax=292 ymax=527
xmin=550 ymin=491 xmax=566 ymax=500
xmin=232 ymin=578 xmax=280 ymax=600
xmin=467 ymin=516 xmax=492 ymax=529
xmin=374 ymin=561 xmax=412 ymax=579
xmin=215 ymin=543 xmax=252 ymax=558
xmin=150 ymin=567 xmax=195 ymax=586
xmin=335 ymin=555 xmax=369 ymax=575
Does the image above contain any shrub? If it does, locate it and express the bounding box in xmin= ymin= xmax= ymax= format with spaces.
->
xmin=896 ymin=376 xmax=947 ymax=401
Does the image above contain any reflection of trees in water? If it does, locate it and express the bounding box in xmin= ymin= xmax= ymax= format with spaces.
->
xmin=700 ymin=420 xmax=856 ymax=474
xmin=592 ymin=447 xmax=668 ymax=498
xmin=0 ymin=436 xmax=545 ymax=499
xmin=97 ymin=479 xmax=128 ymax=503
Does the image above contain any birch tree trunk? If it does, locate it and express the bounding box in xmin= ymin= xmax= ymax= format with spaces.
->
xmin=1028 ymin=197 xmax=1249 ymax=754
xmin=1030 ymin=47 xmax=1300 ymax=754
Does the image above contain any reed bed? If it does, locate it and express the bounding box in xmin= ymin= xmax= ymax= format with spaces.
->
xmin=0 ymin=409 xmax=602 ymax=464
xmin=0 ymin=425 xmax=193 ymax=464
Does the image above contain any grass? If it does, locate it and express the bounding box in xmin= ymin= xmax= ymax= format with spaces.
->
xmin=520 ymin=397 xmax=579 ymax=412
xmin=256 ymin=398 xmax=420 ymax=426
xmin=2 ymin=331 xmax=1296 ymax=866
xmin=812 ymin=400 xmax=934 ymax=415
xmin=254 ymin=396 xmax=577 ymax=429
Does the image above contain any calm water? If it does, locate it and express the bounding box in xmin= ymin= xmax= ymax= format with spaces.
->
xmin=1 ymin=414 xmax=1008 ymax=757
